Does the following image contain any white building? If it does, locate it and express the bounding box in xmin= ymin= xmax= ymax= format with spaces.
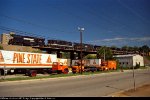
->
xmin=114 ymin=54 xmax=144 ymax=68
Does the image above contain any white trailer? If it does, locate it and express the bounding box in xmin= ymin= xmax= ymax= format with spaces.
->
xmin=72 ymin=59 xmax=101 ymax=67
xmin=0 ymin=50 xmax=58 ymax=76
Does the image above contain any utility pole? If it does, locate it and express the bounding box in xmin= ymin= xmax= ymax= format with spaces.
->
xmin=3 ymin=64 xmax=6 ymax=80
xmin=133 ymin=64 xmax=136 ymax=91
xmin=132 ymin=60 xmax=136 ymax=91
xmin=78 ymin=27 xmax=84 ymax=74
xmin=104 ymin=47 xmax=105 ymax=62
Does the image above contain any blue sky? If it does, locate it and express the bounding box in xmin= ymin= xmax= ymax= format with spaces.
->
xmin=0 ymin=0 xmax=150 ymax=47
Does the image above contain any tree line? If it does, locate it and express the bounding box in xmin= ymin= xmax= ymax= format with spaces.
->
xmin=85 ymin=45 xmax=150 ymax=60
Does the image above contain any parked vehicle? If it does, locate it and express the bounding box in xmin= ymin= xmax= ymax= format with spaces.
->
xmin=84 ymin=59 xmax=101 ymax=71
xmin=71 ymin=61 xmax=84 ymax=74
xmin=84 ymin=66 xmax=97 ymax=72
xmin=0 ymin=50 xmax=69 ymax=77
xmin=100 ymin=60 xmax=117 ymax=71
xmin=71 ymin=59 xmax=101 ymax=73
xmin=51 ymin=62 xmax=69 ymax=74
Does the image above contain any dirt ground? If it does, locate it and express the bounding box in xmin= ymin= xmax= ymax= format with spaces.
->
xmin=111 ymin=84 xmax=150 ymax=97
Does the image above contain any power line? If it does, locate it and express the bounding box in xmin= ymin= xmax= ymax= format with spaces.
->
xmin=0 ymin=26 xmax=81 ymax=44
xmin=0 ymin=14 xmax=76 ymax=35
xmin=0 ymin=2 xmax=129 ymax=39
xmin=76 ymin=2 xmax=132 ymax=31
xmin=117 ymin=0 xmax=149 ymax=24
xmin=47 ymin=4 xmax=104 ymax=30
xmin=46 ymin=2 xmax=141 ymax=46
xmin=0 ymin=1 xmax=148 ymax=47
xmin=75 ymin=2 xmax=149 ymax=45
xmin=0 ymin=26 xmax=54 ymax=40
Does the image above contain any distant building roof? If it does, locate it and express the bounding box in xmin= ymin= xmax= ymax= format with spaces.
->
xmin=113 ymin=54 xmax=142 ymax=58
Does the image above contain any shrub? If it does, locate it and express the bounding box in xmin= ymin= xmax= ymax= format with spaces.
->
xmin=0 ymin=45 xmax=3 ymax=50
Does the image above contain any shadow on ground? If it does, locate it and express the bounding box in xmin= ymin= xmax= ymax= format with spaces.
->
xmin=111 ymin=84 xmax=150 ymax=97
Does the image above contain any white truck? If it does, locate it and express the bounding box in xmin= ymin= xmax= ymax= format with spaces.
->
xmin=72 ymin=59 xmax=101 ymax=67
xmin=71 ymin=59 xmax=101 ymax=72
xmin=0 ymin=50 xmax=69 ymax=76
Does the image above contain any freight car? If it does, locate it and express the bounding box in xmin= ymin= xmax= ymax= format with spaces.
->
xmin=8 ymin=34 xmax=45 ymax=46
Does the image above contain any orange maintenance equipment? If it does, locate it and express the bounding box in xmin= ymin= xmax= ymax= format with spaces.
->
xmin=101 ymin=60 xmax=117 ymax=71
xmin=52 ymin=62 xmax=69 ymax=74
xmin=72 ymin=61 xmax=84 ymax=74
xmin=107 ymin=60 xmax=117 ymax=70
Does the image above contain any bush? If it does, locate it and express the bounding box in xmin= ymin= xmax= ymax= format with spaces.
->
xmin=0 ymin=45 xmax=3 ymax=50
xmin=32 ymin=49 xmax=42 ymax=53
xmin=135 ymin=63 xmax=140 ymax=69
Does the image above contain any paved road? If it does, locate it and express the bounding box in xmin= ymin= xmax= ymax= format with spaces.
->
xmin=0 ymin=68 xmax=150 ymax=97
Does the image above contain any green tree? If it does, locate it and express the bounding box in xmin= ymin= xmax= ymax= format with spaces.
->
xmin=128 ymin=46 xmax=134 ymax=51
xmin=140 ymin=45 xmax=149 ymax=56
xmin=110 ymin=45 xmax=117 ymax=50
xmin=84 ymin=54 xmax=97 ymax=59
xmin=122 ymin=45 xmax=129 ymax=51
xmin=0 ymin=45 xmax=3 ymax=50
xmin=32 ymin=49 xmax=42 ymax=53
xmin=97 ymin=46 xmax=113 ymax=60
xmin=62 ymin=52 xmax=70 ymax=59
xmin=133 ymin=46 xmax=139 ymax=51
xmin=122 ymin=45 xmax=129 ymax=54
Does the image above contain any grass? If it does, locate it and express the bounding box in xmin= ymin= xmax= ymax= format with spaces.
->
xmin=0 ymin=74 xmax=75 ymax=82
xmin=139 ymin=66 xmax=147 ymax=69
xmin=0 ymin=67 xmax=148 ymax=82
xmin=145 ymin=56 xmax=150 ymax=61
xmin=0 ymin=70 xmax=120 ymax=82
